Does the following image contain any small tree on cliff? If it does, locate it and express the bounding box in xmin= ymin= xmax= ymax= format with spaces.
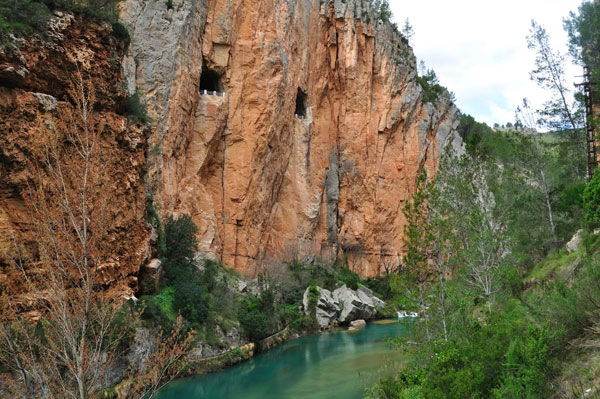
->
xmin=0 ymin=74 xmax=190 ymax=399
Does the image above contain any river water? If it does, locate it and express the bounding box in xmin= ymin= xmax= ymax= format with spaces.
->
xmin=157 ymin=320 xmax=407 ymax=399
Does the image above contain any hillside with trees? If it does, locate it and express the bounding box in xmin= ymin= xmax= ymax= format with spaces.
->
xmin=364 ymin=2 xmax=600 ymax=397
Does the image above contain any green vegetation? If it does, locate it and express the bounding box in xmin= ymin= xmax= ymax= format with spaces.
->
xmin=416 ymin=69 xmax=446 ymax=104
xmin=237 ymin=285 xmax=277 ymax=342
xmin=584 ymin=168 xmax=600 ymax=227
xmin=415 ymin=62 xmax=453 ymax=105
xmin=0 ymin=0 xmax=123 ymax=39
xmin=125 ymin=92 xmax=151 ymax=124
xmin=362 ymin=0 xmax=393 ymax=23
xmin=0 ymin=0 xmax=50 ymax=37
xmin=139 ymin=214 xmax=381 ymax=347
xmin=364 ymin=139 xmax=600 ymax=397
xmin=363 ymin=5 xmax=600 ymax=396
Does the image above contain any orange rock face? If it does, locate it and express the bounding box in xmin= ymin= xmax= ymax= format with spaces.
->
xmin=121 ymin=0 xmax=461 ymax=277
xmin=0 ymin=15 xmax=150 ymax=300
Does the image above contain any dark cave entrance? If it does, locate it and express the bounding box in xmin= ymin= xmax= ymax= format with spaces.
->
xmin=200 ymin=68 xmax=222 ymax=94
xmin=295 ymin=89 xmax=307 ymax=118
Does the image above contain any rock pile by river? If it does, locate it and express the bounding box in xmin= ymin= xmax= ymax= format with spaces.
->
xmin=302 ymin=285 xmax=386 ymax=329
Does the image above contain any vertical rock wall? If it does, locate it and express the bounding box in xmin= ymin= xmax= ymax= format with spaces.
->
xmin=0 ymin=16 xmax=150 ymax=300
xmin=121 ymin=0 xmax=462 ymax=277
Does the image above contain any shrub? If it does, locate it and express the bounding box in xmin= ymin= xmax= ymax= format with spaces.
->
xmin=492 ymin=327 xmax=552 ymax=398
xmin=307 ymin=284 xmax=319 ymax=311
xmin=125 ymin=92 xmax=151 ymax=124
xmin=416 ymin=70 xmax=446 ymax=104
xmin=201 ymin=260 xmax=218 ymax=293
xmin=583 ymin=169 xmax=600 ymax=228
xmin=141 ymin=286 xmax=176 ymax=331
xmin=0 ymin=0 xmax=125 ymax=38
xmin=0 ymin=0 xmax=50 ymax=37
xmin=237 ymin=298 xmax=273 ymax=342
xmin=237 ymin=288 xmax=277 ymax=341
xmin=163 ymin=214 xmax=198 ymax=263
xmin=338 ymin=266 xmax=360 ymax=290
xmin=111 ymin=21 xmax=130 ymax=48
xmin=378 ymin=0 xmax=392 ymax=22
xmin=173 ymin=278 xmax=209 ymax=325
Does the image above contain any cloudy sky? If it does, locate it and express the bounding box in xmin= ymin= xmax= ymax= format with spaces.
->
xmin=389 ymin=0 xmax=584 ymax=127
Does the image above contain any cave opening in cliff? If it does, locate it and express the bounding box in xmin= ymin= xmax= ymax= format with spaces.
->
xmin=295 ymin=89 xmax=307 ymax=118
xmin=200 ymin=68 xmax=223 ymax=94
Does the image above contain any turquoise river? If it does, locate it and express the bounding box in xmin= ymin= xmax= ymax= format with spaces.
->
xmin=157 ymin=320 xmax=408 ymax=399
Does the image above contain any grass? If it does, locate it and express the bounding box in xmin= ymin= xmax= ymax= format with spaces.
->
xmin=552 ymin=349 xmax=600 ymax=398
xmin=146 ymin=286 xmax=176 ymax=319
xmin=524 ymin=249 xmax=581 ymax=285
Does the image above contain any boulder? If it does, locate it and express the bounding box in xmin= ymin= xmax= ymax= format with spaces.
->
xmin=332 ymin=285 xmax=381 ymax=323
xmin=303 ymin=284 xmax=386 ymax=327
xmin=333 ymin=284 xmax=385 ymax=323
xmin=349 ymin=319 xmax=366 ymax=328
xmin=566 ymin=229 xmax=584 ymax=253
xmin=237 ymin=279 xmax=248 ymax=293
xmin=303 ymin=286 xmax=340 ymax=329
xmin=34 ymin=93 xmax=57 ymax=112
xmin=359 ymin=285 xmax=385 ymax=308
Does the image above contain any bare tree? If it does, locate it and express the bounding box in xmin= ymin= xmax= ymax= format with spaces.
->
xmin=0 ymin=74 xmax=190 ymax=399
xmin=0 ymin=74 xmax=125 ymax=399
xmin=124 ymin=316 xmax=193 ymax=399
xmin=516 ymin=99 xmax=559 ymax=248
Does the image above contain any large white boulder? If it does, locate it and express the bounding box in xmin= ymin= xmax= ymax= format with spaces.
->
xmin=303 ymin=287 xmax=340 ymax=329
xmin=303 ymin=284 xmax=386 ymax=327
xmin=566 ymin=229 xmax=584 ymax=253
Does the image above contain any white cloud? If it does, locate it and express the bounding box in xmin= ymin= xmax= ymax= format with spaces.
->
xmin=389 ymin=0 xmax=583 ymax=127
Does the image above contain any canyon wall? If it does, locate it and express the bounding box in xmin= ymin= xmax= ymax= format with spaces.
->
xmin=0 ymin=15 xmax=150 ymax=301
xmin=120 ymin=0 xmax=461 ymax=277
xmin=121 ymin=0 xmax=461 ymax=277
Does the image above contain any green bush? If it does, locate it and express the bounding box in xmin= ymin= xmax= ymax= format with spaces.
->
xmin=238 ymin=298 xmax=273 ymax=342
xmin=583 ymin=169 xmax=600 ymax=228
xmin=0 ymin=0 xmax=50 ymax=37
xmin=492 ymin=327 xmax=552 ymax=399
xmin=416 ymin=70 xmax=446 ymax=104
xmin=201 ymin=260 xmax=218 ymax=293
xmin=163 ymin=214 xmax=198 ymax=263
xmin=337 ymin=266 xmax=360 ymax=290
xmin=125 ymin=92 xmax=151 ymax=124
xmin=0 ymin=0 xmax=125 ymax=38
xmin=173 ymin=278 xmax=209 ymax=325
xmin=141 ymin=286 xmax=176 ymax=331
xmin=278 ymin=303 xmax=315 ymax=332
xmin=111 ymin=21 xmax=130 ymax=48
xmin=378 ymin=0 xmax=392 ymax=22
xmin=237 ymin=288 xmax=278 ymax=341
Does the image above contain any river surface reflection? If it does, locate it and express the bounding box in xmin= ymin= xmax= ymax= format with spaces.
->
xmin=157 ymin=320 xmax=407 ymax=399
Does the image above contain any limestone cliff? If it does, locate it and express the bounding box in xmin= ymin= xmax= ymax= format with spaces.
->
xmin=120 ymin=0 xmax=461 ymax=277
xmin=0 ymin=14 xmax=150 ymax=300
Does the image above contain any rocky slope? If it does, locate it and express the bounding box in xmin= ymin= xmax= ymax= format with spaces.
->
xmin=0 ymin=13 xmax=150 ymax=301
xmin=120 ymin=0 xmax=462 ymax=277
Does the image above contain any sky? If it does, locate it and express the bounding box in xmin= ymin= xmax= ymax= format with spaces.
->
xmin=389 ymin=0 xmax=584 ymax=127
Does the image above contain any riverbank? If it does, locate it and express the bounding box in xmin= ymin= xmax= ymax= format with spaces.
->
xmin=185 ymin=326 xmax=302 ymax=375
xmin=100 ymin=250 xmax=393 ymax=399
